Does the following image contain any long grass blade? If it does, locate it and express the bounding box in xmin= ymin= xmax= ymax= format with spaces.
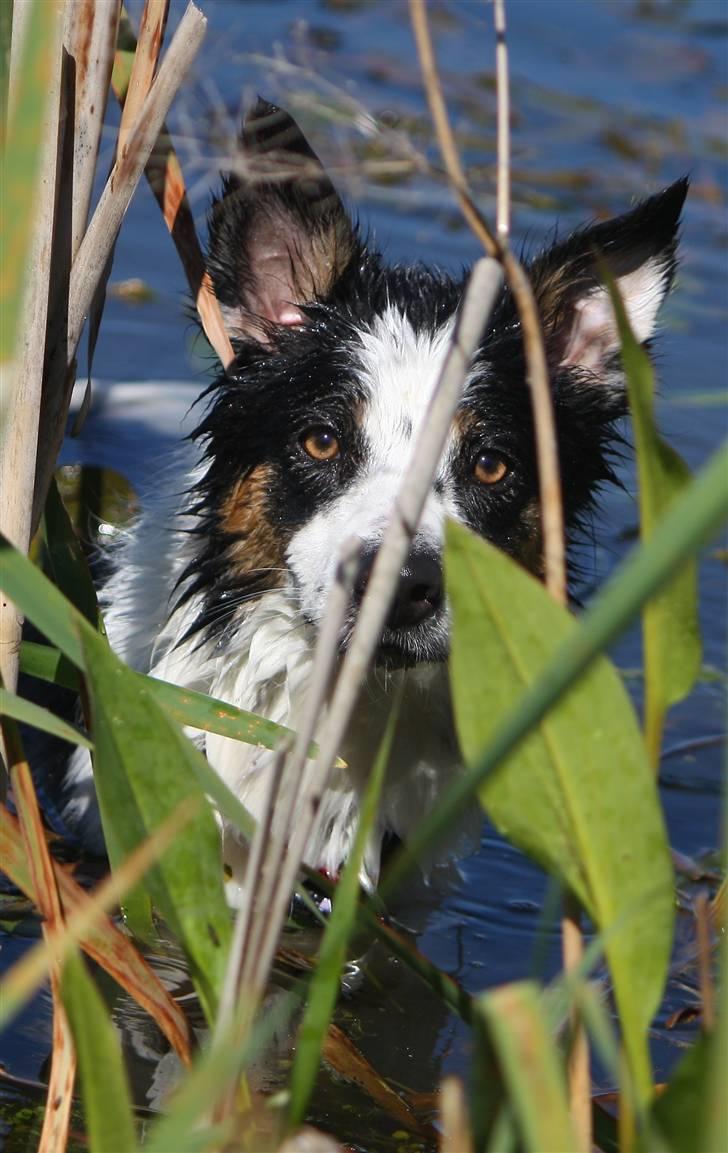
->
xmin=602 ymin=265 xmax=701 ymax=767
xmin=0 ymin=0 xmax=63 ymax=704
xmin=478 ymin=981 xmax=576 ymax=1153
xmin=61 ymin=949 xmax=138 ymax=1153
xmin=0 ymin=687 xmax=92 ymax=748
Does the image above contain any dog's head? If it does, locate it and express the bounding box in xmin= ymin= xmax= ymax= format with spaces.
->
xmin=188 ymin=100 xmax=686 ymax=666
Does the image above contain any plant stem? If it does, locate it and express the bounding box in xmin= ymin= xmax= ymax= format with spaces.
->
xmin=408 ymin=0 xmax=566 ymax=602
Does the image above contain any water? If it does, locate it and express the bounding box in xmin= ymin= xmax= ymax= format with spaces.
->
xmin=2 ymin=1 xmax=726 ymax=1148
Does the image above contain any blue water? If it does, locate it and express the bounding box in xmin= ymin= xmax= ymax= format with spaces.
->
xmin=3 ymin=0 xmax=727 ymax=1146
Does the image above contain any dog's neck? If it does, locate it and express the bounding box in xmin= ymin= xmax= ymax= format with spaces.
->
xmin=151 ymin=584 xmax=473 ymax=893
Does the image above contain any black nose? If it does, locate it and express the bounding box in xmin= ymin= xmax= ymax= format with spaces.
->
xmin=353 ymin=547 xmax=443 ymax=630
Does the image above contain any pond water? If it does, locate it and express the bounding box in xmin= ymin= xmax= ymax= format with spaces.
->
xmin=2 ymin=1 xmax=726 ymax=1149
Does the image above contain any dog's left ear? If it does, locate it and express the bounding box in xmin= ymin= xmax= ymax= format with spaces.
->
xmin=530 ymin=178 xmax=688 ymax=374
xmin=208 ymin=99 xmax=357 ymax=343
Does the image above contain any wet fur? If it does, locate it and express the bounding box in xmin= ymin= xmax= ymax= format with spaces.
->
xmin=59 ymin=102 xmax=687 ymax=900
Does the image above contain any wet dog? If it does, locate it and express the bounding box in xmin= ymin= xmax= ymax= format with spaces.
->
xmin=60 ymin=101 xmax=686 ymax=898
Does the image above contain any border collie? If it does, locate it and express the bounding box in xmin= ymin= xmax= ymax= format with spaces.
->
xmin=61 ymin=101 xmax=687 ymax=900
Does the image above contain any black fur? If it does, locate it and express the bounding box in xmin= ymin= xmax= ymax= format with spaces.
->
xmin=186 ymin=101 xmax=686 ymax=649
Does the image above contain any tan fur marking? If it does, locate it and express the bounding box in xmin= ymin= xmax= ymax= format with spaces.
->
xmin=516 ymin=498 xmax=545 ymax=577
xmin=220 ymin=464 xmax=285 ymax=584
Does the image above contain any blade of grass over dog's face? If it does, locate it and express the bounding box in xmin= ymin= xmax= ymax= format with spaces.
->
xmin=445 ymin=519 xmax=673 ymax=1102
xmin=79 ymin=626 xmax=231 ymax=1023
xmin=602 ymin=265 xmax=701 ymax=768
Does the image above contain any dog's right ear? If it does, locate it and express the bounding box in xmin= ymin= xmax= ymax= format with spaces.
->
xmin=207 ymin=99 xmax=356 ymax=343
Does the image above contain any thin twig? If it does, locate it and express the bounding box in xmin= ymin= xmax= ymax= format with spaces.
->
xmin=1 ymin=715 xmax=76 ymax=1153
xmin=408 ymin=0 xmax=566 ymax=604
xmin=117 ymin=0 xmax=168 ymax=159
xmin=2 ymin=798 xmax=198 ymax=1064
xmin=210 ymin=543 xmax=359 ymax=1121
xmin=248 ymin=540 xmax=362 ymax=990
xmin=439 ymin=1076 xmax=474 ymax=1153
xmin=695 ymin=891 xmax=715 ymax=1031
xmin=111 ymin=5 xmax=234 ymax=372
xmin=562 ymin=892 xmax=591 ymax=1152
xmin=493 ymin=0 xmax=510 ymax=240
xmin=0 ymin=805 xmax=192 ymax=1061
xmin=302 ymin=258 xmax=502 ymax=876
xmin=0 ymin=1 xmax=64 ymax=705
xmin=211 ymin=260 xmax=501 ymax=1119
xmin=410 ymin=2 xmax=588 ymax=1144
xmin=31 ymin=1 xmax=208 ymax=536
xmin=67 ymin=2 xmax=206 ymax=358
xmin=64 ymin=0 xmax=122 ymax=437
xmin=64 ymin=0 xmax=121 ymax=261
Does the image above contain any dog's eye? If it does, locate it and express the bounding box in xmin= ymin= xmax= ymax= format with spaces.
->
xmin=301 ymin=427 xmax=341 ymax=462
xmin=473 ymin=450 xmax=509 ymax=485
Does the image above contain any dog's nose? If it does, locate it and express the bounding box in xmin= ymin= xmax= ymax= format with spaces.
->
xmin=353 ymin=548 xmax=443 ymax=630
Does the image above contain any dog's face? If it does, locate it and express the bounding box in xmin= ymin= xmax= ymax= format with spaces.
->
xmin=188 ymin=101 xmax=686 ymax=666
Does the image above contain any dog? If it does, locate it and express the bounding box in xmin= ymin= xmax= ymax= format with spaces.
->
xmin=59 ymin=100 xmax=687 ymax=900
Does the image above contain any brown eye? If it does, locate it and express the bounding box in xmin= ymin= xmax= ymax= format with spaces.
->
xmin=301 ymin=427 xmax=341 ymax=462
xmin=473 ymin=450 xmax=508 ymax=485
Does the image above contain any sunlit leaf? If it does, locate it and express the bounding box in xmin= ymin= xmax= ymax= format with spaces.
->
xmin=446 ymin=519 xmax=673 ymax=1101
xmin=603 ymin=267 xmax=701 ymax=766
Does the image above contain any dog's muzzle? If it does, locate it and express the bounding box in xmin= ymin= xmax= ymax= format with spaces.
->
xmin=351 ymin=545 xmax=448 ymax=666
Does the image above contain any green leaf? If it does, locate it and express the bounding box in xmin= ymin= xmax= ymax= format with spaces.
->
xmin=79 ymin=626 xmax=231 ymax=1022
xmin=287 ymin=686 xmax=400 ymax=1129
xmin=382 ymin=442 xmax=727 ymax=906
xmin=0 ymin=687 xmax=92 ymax=749
xmin=446 ymin=519 xmax=673 ymax=1100
xmin=478 ymin=981 xmax=575 ymax=1153
xmin=147 ymin=677 xmax=318 ymax=763
xmin=603 ymin=267 xmax=701 ymax=765
xmin=61 ymin=950 xmax=138 ymax=1153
